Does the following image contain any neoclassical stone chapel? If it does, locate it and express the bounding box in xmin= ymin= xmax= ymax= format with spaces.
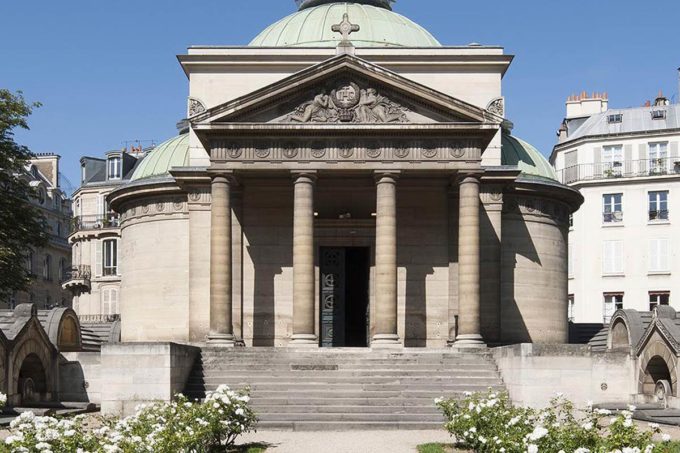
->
xmin=108 ymin=0 xmax=582 ymax=349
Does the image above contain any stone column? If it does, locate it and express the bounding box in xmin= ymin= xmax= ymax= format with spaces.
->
xmin=208 ymin=174 xmax=234 ymax=346
xmin=290 ymin=172 xmax=318 ymax=347
xmin=480 ymin=186 xmax=503 ymax=344
xmin=372 ymin=172 xmax=401 ymax=347
xmin=455 ymin=173 xmax=485 ymax=347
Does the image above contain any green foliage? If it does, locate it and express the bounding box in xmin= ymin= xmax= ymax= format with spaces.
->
xmin=436 ymin=390 xmax=676 ymax=453
xmin=417 ymin=443 xmax=457 ymax=453
xmin=2 ymin=386 xmax=257 ymax=452
xmin=0 ymin=89 xmax=48 ymax=298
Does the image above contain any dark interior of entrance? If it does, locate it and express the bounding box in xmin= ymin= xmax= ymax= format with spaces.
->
xmin=320 ymin=247 xmax=370 ymax=347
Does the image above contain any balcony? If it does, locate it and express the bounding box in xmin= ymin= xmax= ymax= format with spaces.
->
xmin=557 ymin=158 xmax=680 ymax=184
xmin=61 ymin=265 xmax=92 ymax=293
xmin=71 ymin=214 xmax=120 ymax=234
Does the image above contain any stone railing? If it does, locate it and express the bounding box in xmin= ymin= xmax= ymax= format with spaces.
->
xmin=78 ymin=314 xmax=120 ymax=324
xmin=557 ymin=157 xmax=680 ymax=184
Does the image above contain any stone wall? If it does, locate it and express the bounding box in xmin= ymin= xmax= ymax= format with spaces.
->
xmin=119 ymin=196 xmax=190 ymax=341
xmin=501 ymin=195 xmax=571 ymax=344
xmin=100 ymin=343 xmax=199 ymax=416
xmin=493 ymin=344 xmax=635 ymax=408
xmin=59 ymin=351 xmax=101 ymax=403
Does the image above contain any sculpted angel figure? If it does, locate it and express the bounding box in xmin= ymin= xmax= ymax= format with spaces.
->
xmin=289 ymin=92 xmax=331 ymax=122
xmin=355 ymin=88 xmax=407 ymax=123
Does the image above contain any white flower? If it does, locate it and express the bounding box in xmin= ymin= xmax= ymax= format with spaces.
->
xmin=527 ymin=444 xmax=538 ymax=453
xmin=648 ymin=422 xmax=660 ymax=429
xmin=581 ymin=422 xmax=593 ymax=430
xmin=469 ymin=427 xmax=477 ymax=433
xmin=574 ymin=449 xmax=590 ymax=453
xmin=627 ymin=404 xmax=637 ymax=412
xmin=662 ymin=433 xmax=672 ymax=442
xmin=623 ymin=417 xmax=633 ymax=427
xmin=528 ymin=426 xmax=548 ymax=441
xmin=434 ymin=397 xmax=443 ymax=404
xmin=509 ymin=416 xmax=521 ymax=426
xmin=479 ymin=436 xmax=487 ymax=444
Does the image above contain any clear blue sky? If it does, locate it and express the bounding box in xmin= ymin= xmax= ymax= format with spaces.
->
xmin=3 ymin=0 xmax=679 ymax=191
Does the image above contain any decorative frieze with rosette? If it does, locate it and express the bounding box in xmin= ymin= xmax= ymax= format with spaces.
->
xmin=120 ymin=196 xmax=189 ymax=225
xmin=502 ymin=195 xmax=570 ymax=225
xmin=210 ymin=138 xmax=482 ymax=165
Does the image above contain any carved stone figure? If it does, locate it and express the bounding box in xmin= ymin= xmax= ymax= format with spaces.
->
xmin=289 ymin=92 xmax=334 ymax=123
xmin=285 ymin=84 xmax=408 ymax=124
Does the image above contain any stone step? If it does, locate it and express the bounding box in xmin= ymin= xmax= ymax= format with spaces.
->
xmin=251 ymin=405 xmax=441 ymax=414
xmin=187 ymin=375 xmax=500 ymax=384
xmin=190 ymin=367 xmax=497 ymax=376
xmin=256 ymin=412 xmax=446 ymax=422
xmin=255 ymin=421 xmax=445 ymax=431
xmin=185 ymin=383 xmax=501 ymax=394
xmin=247 ymin=397 xmax=449 ymax=406
xmin=185 ymin=388 xmax=503 ymax=400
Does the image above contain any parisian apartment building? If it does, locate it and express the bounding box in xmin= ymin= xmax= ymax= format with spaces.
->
xmin=63 ymin=146 xmax=147 ymax=319
xmin=3 ymin=154 xmax=73 ymax=310
xmin=551 ymin=83 xmax=680 ymax=324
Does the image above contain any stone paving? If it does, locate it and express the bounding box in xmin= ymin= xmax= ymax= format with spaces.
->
xmin=236 ymin=429 xmax=454 ymax=453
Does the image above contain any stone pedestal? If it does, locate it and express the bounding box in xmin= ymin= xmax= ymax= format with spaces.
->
xmin=372 ymin=172 xmax=402 ymax=348
xmin=290 ymin=172 xmax=318 ymax=347
xmin=455 ymin=173 xmax=485 ymax=348
xmin=208 ymin=174 xmax=235 ymax=346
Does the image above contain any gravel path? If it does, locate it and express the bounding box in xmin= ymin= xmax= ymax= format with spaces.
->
xmin=236 ymin=429 xmax=454 ymax=453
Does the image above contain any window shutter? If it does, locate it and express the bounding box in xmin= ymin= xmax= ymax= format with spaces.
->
xmin=603 ymin=242 xmax=611 ymax=274
xmin=95 ymin=241 xmax=103 ymax=276
xmin=102 ymin=289 xmax=110 ymax=315
xmin=650 ymin=239 xmax=670 ymax=272
xmin=614 ymin=241 xmax=623 ymax=273
xmin=671 ymin=142 xmax=679 ymax=159
xmin=112 ymin=289 xmax=119 ymax=314
xmin=660 ymin=239 xmax=669 ymax=271
xmin=593 ymin=147 xmax=602 ymax=164
xmin=97 ymin=195 xmax=104 ymax=217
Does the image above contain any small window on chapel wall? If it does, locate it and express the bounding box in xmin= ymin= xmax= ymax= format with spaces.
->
xmin=649 ymin=292 xmax=670 ymax=311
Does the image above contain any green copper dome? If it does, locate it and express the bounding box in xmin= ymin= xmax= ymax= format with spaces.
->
xmin=250 ymin=2 xmax=441 ymax=48
xmin=502 ymin=133 xmax=557 ymax=181
xmin=130 ymin=133 xmax=189 ymax=181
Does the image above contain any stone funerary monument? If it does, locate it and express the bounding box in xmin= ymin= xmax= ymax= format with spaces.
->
xmin=107 ymin=0 xmax=583 ymax=351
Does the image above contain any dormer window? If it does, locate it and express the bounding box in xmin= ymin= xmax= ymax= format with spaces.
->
xmin=651 ymin=110 xmax=666 ymax=120
xmin=607 ymin=114 xmax=623 ymax=124
xmin=108 ymin=156 xmax=121 ymax=180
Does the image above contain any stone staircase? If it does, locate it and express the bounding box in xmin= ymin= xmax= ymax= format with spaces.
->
xmin=183 ymin=348 xmax=505 ymax=430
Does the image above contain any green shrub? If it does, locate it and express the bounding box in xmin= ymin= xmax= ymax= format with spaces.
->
xmin=436 ymin=391 xmax=675 ymax=453
xmin=2 ymin=385 xmax=257 ymax=452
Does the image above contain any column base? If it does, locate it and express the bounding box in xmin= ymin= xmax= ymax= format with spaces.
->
xmin=207 ymin=333 xmax=235 ymax=347
xmin=371 ymin=334 xmax=402 ymax=349
xmin=289 ymin=334 xmax=319 ymax=348
xmin=452 ymin=334 xmax=486 ymax=349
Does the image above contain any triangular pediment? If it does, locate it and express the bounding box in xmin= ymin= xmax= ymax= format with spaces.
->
xmin=192 ymin=54 xmax=500 ymax=127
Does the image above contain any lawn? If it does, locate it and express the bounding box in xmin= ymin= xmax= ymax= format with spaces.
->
xmin=417 ymin=443 xmax=458 ymax=453
xmin=230 ymin=443 xmax=270 ymax=453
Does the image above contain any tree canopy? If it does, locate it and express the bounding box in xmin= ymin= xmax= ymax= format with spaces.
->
xmin=0 ymin=89 xmax=48 ymax=299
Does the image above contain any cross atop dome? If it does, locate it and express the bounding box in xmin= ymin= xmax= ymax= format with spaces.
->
xmin=296 ymin=0 xmax=394 ymax=11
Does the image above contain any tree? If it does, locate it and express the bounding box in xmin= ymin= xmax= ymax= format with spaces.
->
xmin=0 ymin=89 xmax=48 ymax=300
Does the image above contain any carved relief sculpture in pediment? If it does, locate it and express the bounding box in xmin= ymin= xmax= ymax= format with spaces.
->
xmin=285 ymin=81 xmax=409 ymax=124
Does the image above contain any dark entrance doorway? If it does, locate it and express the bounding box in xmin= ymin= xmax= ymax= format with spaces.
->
xmin=320 ymin=247 xmax=370 ymax=347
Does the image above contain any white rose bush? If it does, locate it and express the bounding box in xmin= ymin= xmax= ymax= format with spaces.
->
xmin=436 ymin=391 xmax=677 ymax=453
xmin=1 ymin=385 xmax=257 ymax=452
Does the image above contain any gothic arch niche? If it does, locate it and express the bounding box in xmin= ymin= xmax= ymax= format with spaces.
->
xmin=610 ymin=320 xmax=630 ymax=350
xmin=18 ymin=353 xmax=47 ymax=405
xmin=638 ymin=336 xmax=678 ymax=397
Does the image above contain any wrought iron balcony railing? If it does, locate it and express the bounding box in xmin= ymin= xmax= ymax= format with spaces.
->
xmin=61 ymin=265 xmax=92 ymax=292
xmin=71 ymin=214 xmax=120 ymax=233
xmin=557 ymin=158 xmax=680 ymax=184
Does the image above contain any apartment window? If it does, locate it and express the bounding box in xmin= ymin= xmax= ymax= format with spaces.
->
xmin=607 ymin=114 xmax=623 ymax=124
xmin=649 ymin=238 xmax=670 ymax=273
xmin=108 ymin=157 xmax=122 ymax=180
xmin=43 ymin=254 xmax=52 ymax=281
xmin=45 ymin=295 xmax=51 ymax=309
xmin=103 ymin=239 xmax=118 ymax=276
xmin=603 ymin=293 xmax=624 ymax=323
xmin=602 ymin=145 xmax=623 ymax=177
xmin=603 ymin=193 xmax=623 ymax=223
xmin=649 ymin=191 xmax=669 ymax=221
xmin=102 ymin=288 xmax=119 ymax=315
xmin=58 ymin=258 xmax=67 ymax=282
xmin=603 ymin=240 xmax=624 ymax=275
xmin=649 ymin=142 xmax=668 ymax=174
xmin=651 ymin=110 xmax=667 ymax=120
xmin=649 ymin=292 xmax=670 ymax=311
xmin=568 ymin=295 xmax=575 ymax=322
xmin=81 ymin=164 xmax=87 ymax=183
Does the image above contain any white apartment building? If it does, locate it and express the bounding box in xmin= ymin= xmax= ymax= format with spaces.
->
xmin=552 ymin=89 xmax=680 ymax=324
xmin=64 ymin=146 xmax=146 ymax=318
